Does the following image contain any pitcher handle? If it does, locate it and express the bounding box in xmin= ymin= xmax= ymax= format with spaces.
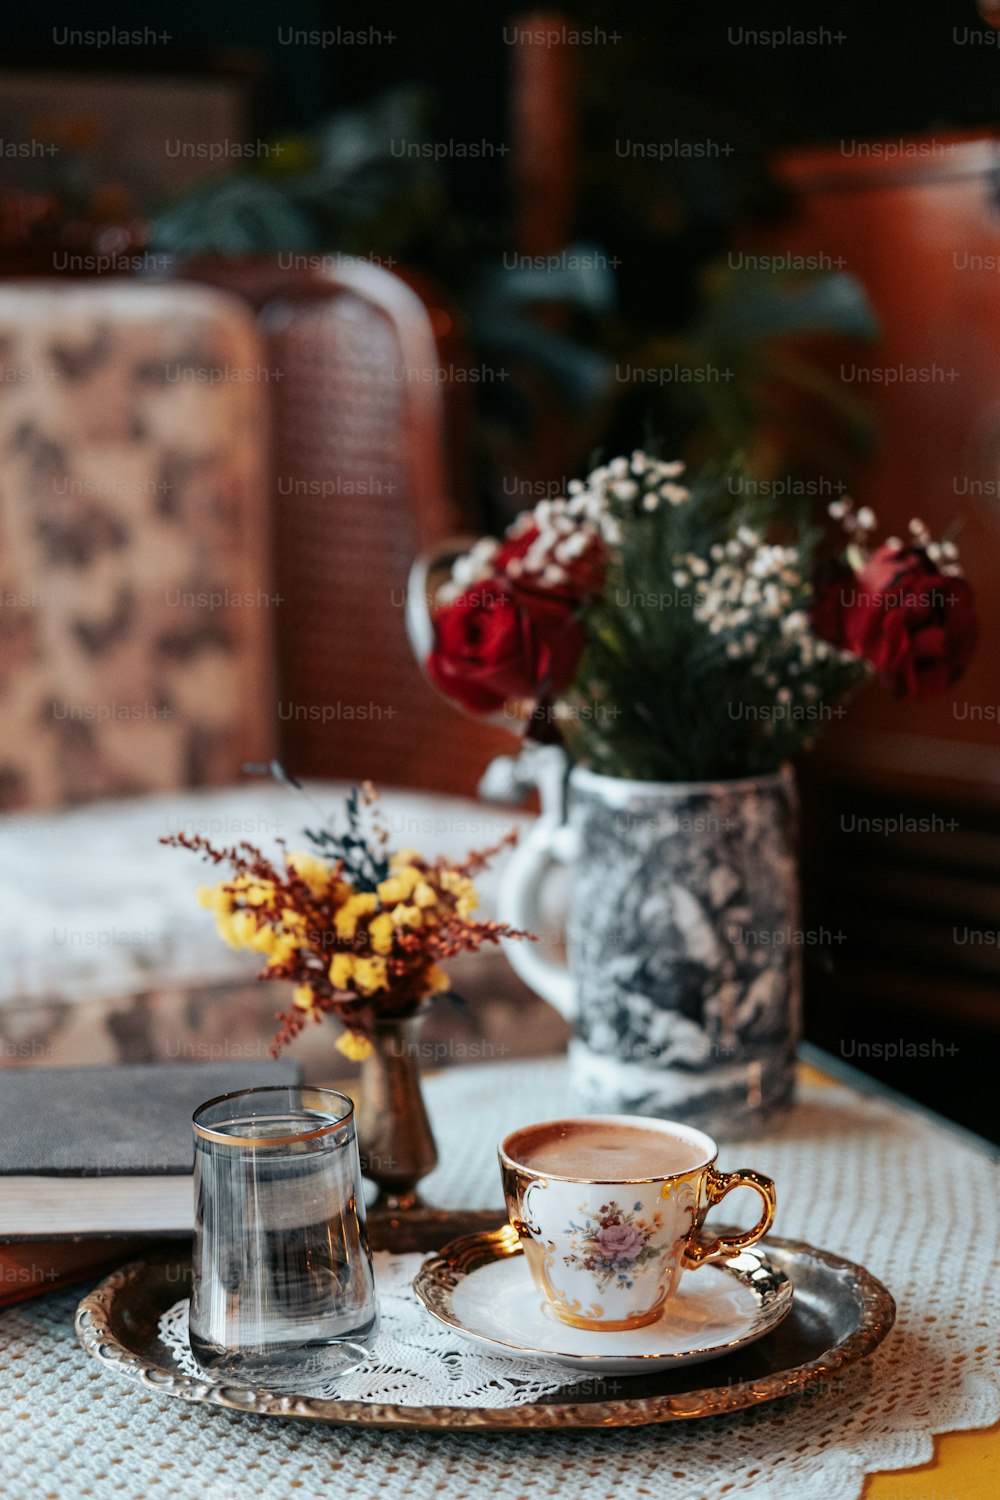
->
xmin=406 ymin=537 xmax=480 ymax=667
xmin=493 ymin=745 xmax=578 ymax=1020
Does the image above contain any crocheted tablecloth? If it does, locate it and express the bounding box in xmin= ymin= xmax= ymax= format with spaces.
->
xmin=1 ymin=1058 xmax=997 ymax=1500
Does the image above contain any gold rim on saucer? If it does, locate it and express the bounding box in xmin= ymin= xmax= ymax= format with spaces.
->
xmin=412 ymin=1224 xmax=794 ymax=1367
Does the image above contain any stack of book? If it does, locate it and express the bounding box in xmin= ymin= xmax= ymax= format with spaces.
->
xmin=0 ymin=1059 xmax=301 ymax=1308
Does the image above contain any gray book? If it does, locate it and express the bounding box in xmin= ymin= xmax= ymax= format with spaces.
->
xmin=0 ymin=1060 xmax=303 ymax=1239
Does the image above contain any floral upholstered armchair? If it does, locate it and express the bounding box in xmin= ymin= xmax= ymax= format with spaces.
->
xmin=0 ymin=280 xmax=273 ymax=811
xmin=0 ymin=273 xmax=533 ymax=1073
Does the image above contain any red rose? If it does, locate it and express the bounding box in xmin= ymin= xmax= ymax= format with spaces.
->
xmin=810 ymin=557 xmax=855 ymax=649
xmin=496 ymin=522 xmax=606 ymax=602
xmin=427 ymin=580 xmax=585 ymax=714
xmin=823 ymin=545 xmax=978 ymax=700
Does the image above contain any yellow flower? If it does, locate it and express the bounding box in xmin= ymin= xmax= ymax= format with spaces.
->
xmin=240 ymin=923 xmax=300 ymax=968
xmin=424 ymin=964 xmax=451 ymax=995
xmin=440 ymin=869 xmax=478 ymax=917
xmin=293 ymin=984 xmax=318 ymax=1012
xmin=329 ymin=952 xmax=356 ymax=989
xmin=286 ymin=849 xmax=331 ymax=898
xmin=219 ymin=908 xmax=258 ymax=949
xmin=368 ymin=912 xmax=395 ymax=955
xmin=353 ymin=957 xmax=388 ymax=995
xmin=390 ymin=848 xmax=422 ymax=870
xmin=335 ymin=892 xmax=377 ymax=940
xmin=249 ymin=925 xmax=277 ymax=954
xmin=413 ymin=880 xmax=438 ymax=910
xmin=197 ymin=883 xmax=229 ymax=912
xmin=335 ymin=1031 xmax=373 ymax=1062
xmin=390 ymin=903 xmax=423 ymax=929
xmin=280 ymin=907 xmax=307 ymax=934
xmin=376 ymin=866 xmax=421 ymax=904
xmin=264 ymin=932 xmax=300 ymax=969
xmin=231 ymin=874 xmax=275 ymax=907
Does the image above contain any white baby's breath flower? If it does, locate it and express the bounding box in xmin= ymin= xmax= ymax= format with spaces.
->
xmin=856 ymin=506 xmax=876 ymax=531
xmin=782 ymin=610 xmax=809 ymax=636
xmin=643 ymin=493 xmax=660 ymax=511
xmin=558 ymin=530 xmax=590 ymax=561
xmin=452 ymin=556 xmax=482 ymax=588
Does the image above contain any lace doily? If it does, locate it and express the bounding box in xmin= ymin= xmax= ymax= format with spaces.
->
xmin=157 ymin=1251 xmax=594 ymax=1407
xmin=1 ymin=1056 xmax=998 ymax=1500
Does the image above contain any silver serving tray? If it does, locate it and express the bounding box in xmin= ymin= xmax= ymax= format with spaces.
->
xmin=75 ymin=1209 xmax=895 ymax=1431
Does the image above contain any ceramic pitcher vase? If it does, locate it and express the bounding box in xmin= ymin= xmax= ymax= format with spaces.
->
xmin=494 ymin=748 xmax=802 ymax=1136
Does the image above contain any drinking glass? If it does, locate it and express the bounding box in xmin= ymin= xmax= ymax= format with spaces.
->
xmin=189 ymin=1085 xmax=379 ymax=1390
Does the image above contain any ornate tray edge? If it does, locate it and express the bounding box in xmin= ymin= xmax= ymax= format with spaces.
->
xmin=74 ymin=1232 xmax=896 ymax=1430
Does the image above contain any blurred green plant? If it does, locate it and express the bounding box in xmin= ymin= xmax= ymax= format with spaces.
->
xmin=148 ymin=86 xmax=878 ymax=517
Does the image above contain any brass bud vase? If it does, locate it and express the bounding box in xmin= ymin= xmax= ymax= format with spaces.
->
xmin=357 ymin=1010 xmax=438 ymax=1211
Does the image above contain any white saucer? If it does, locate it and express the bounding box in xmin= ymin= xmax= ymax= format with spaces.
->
xmin=413 ymin=1226 xmax=793 ymax=1374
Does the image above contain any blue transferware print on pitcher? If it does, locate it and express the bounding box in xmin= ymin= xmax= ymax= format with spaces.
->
xmin=492 ymin=746 xmax=801 ymax=1136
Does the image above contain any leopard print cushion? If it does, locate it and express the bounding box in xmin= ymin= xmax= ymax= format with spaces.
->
xmin=0 ymin=281 xmax=273 ymax=810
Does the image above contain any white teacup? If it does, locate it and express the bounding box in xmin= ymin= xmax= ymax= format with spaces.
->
xmin=499 ymin=1115 xmax=775 ymax=1331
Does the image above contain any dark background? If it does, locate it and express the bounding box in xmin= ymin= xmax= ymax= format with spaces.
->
xmin=7 ymin=1 xmax=1000 ymax=155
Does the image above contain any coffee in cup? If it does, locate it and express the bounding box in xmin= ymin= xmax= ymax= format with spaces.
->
xmin=499 ymin=1114 xmax=775 ymax=1331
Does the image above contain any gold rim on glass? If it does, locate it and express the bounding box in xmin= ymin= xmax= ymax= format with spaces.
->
xmin=192 ymin=1084 xmax=355 ymax=1148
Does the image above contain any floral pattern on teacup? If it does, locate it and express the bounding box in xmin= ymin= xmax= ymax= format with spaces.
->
xmin=561 ymin=1200 xmax=664 ymax=1292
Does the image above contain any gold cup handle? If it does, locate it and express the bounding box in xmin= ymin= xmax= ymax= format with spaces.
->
xmin=681 ymin=1166 xmax=776 ymax=1268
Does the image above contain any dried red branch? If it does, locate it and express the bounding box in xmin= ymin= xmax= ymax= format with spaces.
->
xmin=446 ymin=828 xmax=520 ymax=877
